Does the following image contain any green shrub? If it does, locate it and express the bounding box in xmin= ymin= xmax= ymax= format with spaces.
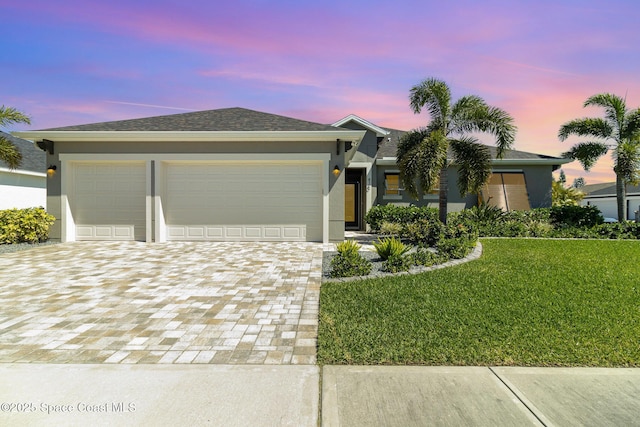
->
xmin=593 ymin=222 xmax=640 ymax=239
xmin=550 ymin=205 xmax=604 ymax=228
xmin=410 ymin=248 xmax=442 ymax=267
xmin=403 ymin=218 xmax=444 ymax=246
xmin=329 ymin=240 xmax=372 ymax=278
xmin=372 ymin=237 xmax=410 ymax=261
xmin=336 ymin=239 xmax=361 ymax=257
xmin=0 ymin=207 xmax=55 ymax=244
xmin=365 ymin=205 xmax=438 ymax=232
xmin=379 ymin=221 xmax=403 ymax=235
xmin=382 ymin=253 xmax=412 ymax=273
xmin=436 ymin=223 xmax=478 ymax=259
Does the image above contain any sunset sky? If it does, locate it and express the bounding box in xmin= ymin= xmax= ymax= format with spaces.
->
xmin=2 ymin=0 xmax=639 ymax=184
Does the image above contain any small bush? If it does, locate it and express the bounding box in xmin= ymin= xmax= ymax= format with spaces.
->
xmin=379 ymin=221 xmax=403 ymax=235
xmin=550 ymin=205 xmax=604 ymax=228
xmin=0 ymin=207 xmax=55 ymax=244
xmin=382 ymin=253 xmax=412 ymax=273
xmin=436 ymin=223 xmax=478 ymax=259
xmin=373 ymin=237 xmax=410 ymax=261
xmin=329 ymin=240 xmax=372 ymax=278
xmin=403 ymin=218 xmax=444 ymax=246
xmin=410 ymin=248 xmax=442 ymax=267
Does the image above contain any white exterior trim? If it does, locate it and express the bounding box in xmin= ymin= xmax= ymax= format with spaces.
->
xmin=332 ymin=115 xmax=390 ymax=137
xmin=0 ymin=167 xmax=46 ymax=178
xmin=16 ymin=130 xmax=365 ymax=144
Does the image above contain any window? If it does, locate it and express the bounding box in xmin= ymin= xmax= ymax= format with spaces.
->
xmin=384 ymin=173 xmax=402 ymax=196
xmin=481 ymin=172 xmax=530 ymax=211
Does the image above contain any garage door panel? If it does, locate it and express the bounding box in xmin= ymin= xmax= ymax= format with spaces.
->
xmin=164 ymin=162 xmax=322 ymax=241
xmin=72 ymin=162 xmax=146 ymax=241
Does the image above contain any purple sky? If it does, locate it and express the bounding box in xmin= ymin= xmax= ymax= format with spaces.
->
xmin=3 ymin=0 xmax=639 ymax=184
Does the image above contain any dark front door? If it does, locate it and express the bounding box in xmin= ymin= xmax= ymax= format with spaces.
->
xmin=345 ymin=169 xmax=364 ymax=230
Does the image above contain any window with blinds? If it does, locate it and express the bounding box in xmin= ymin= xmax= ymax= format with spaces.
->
xmin=481 ymin=172 xmax=530 ymax=211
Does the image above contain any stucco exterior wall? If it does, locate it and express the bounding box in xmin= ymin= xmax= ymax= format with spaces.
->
xmin=374 ymin=164 xmax=555 ymax=211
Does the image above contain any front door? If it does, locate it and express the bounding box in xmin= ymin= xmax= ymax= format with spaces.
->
xmin=345 ymin=169 xmax=363 ymax=230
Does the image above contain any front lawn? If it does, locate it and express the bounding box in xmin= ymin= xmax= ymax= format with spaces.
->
xmin=318 ymin=239 xmax=640 ymax=366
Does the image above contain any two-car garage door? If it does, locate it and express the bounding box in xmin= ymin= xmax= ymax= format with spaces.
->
xmin=164 ymin=162 xmax=322 ymax=241
xmin=70 ymin=161 xmax=322 ymax=242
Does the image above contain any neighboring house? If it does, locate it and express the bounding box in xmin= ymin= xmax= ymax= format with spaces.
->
xmin=15 ymin=108 xmax=569 ymax=243
xmin=580 ymin=182 xmax=640 ymax=221
xmin=0 ymin=131 xmax=46 ymax=210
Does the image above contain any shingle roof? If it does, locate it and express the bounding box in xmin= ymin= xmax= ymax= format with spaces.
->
xmin=374 ymin=127 xmax=566 ymax=161
xmin=582 ymin=182 xmax=640 ymax=196
xmin=41 ymin=107 xmax=343 ymax=132
xmin=0 ymin=131 xmax=45 ymax=173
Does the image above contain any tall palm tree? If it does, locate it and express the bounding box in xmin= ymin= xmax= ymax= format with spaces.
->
xmin=559 ymin=93 xmax=640 ymax=221
xmin=397 ymin=78 xmax=517 ymax=223
xmin=0 ymin=105 xmax=31 ymax=169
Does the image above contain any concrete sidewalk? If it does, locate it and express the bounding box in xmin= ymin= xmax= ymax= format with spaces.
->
xmin=2 ymin=364 xmax=640 ymax=426
xmin=323 ymin=366 xmax=640 ymax=426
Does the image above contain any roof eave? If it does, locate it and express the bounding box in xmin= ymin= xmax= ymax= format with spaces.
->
xmin=13 ymin=130 xmax=366 ymax=143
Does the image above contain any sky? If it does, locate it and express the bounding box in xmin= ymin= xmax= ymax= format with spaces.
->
xmin=2 ymin=0 xmax=639 ymax=185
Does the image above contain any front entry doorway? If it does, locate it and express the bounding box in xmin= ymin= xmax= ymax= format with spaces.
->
xmin=345 ymin=169 xmax=364 ymax=230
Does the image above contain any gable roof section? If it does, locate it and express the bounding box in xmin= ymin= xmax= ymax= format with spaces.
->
xmin=15 ymin=108 xmax=365 ymax=143
xmin=0 ymin=131 xmax=45 ymax=173
xmin=332 ymin=114 xmax=390 ymax=137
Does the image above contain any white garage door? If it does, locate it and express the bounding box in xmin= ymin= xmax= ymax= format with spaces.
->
xmin=71 ymin=162 xmax=146 ymax=240
xmin=164 ymin=161 xmax=322 ymax=241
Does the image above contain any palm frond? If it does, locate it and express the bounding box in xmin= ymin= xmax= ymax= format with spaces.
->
xmin=409 ymin=78 xmax=451 ymax=126
xmin=584 ymin=93 xmax=626 ymax=131
xmin=450 ymin=100 xmax=515 ymax=157
xmin=0 ymin=105 xmax=31 ymax=128
xmin=562 ymin=142 xmax=609 ymax=170
xmin=558 ymin=118 xmax=612 ymax=141
xmin=622 ymin=108 xmax=640 ymax=141
xmin=450 ymin=137 xmax=492 ymax=195
xmin=0 ymin=137 xmax=23 ymax=169
xmin=396 ymin=128 xmax=447 ymax=198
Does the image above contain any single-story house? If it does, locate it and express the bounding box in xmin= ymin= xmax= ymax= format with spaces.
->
xmin=580 ymin=182 xmax=640 ymax=220
xmin=0 ymin=131 xmax=46 ymax=210
xmin=15 ymin=108 xmax=569 ymax=243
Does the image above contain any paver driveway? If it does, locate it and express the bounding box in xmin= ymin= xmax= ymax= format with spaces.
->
xmin=0 ymin=241 xmax=322 ymax=364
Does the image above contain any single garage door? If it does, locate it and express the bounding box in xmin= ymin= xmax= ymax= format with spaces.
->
xmin=164 ymin=161 xmax=322 ymax=241
xmin=71 ymin=162 xmax=146 ymax=240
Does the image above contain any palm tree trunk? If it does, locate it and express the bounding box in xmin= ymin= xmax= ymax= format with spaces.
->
xmin=616 ymin=174 xmax=626 ymax=221
xmin=439 ymin=166 xmax=448 ymax=224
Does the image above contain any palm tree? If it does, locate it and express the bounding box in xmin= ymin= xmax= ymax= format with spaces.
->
xmin=559 ymin=93 xmax=640 ymax=221
xmin=0 ymin=105 xmax=31 ymax=169
xmin=397 ymin=78 xmax=517 ymax=223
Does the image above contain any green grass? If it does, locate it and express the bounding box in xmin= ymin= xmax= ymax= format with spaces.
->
xmin=318 ymin=239 xmax=640 ymax=367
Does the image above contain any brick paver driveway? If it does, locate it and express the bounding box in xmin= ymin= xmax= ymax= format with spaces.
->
xmin=0 ymin=241 xmax=322 ymax=364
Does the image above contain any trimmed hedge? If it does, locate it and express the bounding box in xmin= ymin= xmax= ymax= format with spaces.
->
xmin=365 ymin=205 xmax=438 ymax=232
xmin=369 ymin=204 xmax=640 ymax=240
xmin=0 ymin=207 xmax=56 ymax=244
